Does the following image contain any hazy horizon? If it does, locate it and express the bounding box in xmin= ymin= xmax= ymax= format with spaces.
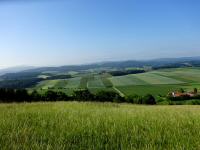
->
xmin=0 ymin=55 xmax=200 ymax=70
xmin=0 ymin=0 xmax=200 ymax=68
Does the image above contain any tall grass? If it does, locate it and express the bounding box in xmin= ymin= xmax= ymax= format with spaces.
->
xmin=0 ymin=102 xmax=200 ymax=149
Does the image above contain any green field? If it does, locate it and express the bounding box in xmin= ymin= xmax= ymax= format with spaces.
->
xmin=33 ymin=77 xmax=81 ymax=95
xmin=117 ymin=84 xmax=183 ymax=96
xmin=109 ymin=68 xmax=200 ymax=96
xmin=88 ymin=76 xmax=105 ymax=88
xmin=35 ymin=80 xmax=61 ymax=90
xmin=34 ymin=74 xmax=113 ymax=94
xmin=1 ymin=102 xmax=200 ymax=149
xmin=66 ymin=77 xmax=81 ymax=88
xmin=35 ymin=77 xmax=81 ymax=90
xmin=109 ymin=75 xmax=147 ymax=86
xmin=134 ymin=72 xmax=184 ymax=85
xmin=32 ymin=68 xmax=200 ymax=97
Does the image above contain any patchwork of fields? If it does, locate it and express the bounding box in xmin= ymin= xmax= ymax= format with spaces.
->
xmin=32 ymin=68 xmax=200 ymax=96
xmin=110 ymin=68 xmax=200 ymax=96
xmin=33 ymin=74 xmax=113 ymax=95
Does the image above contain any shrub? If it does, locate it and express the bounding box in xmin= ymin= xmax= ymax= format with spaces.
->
xmin=95 ymin=91 xmax=122 ymax=102
xmin=125 ymin=95 xmax=143 ymax=104
xmin=44 ymin=91 xmax=59 ymax=101
xmin=191 ymin=100 xmax=200 ymax=105
xmin=194 ymin=88 xmax=198 ymax=94
xmin=142 ymin=94 xmax=156 ymax=105
xmin=73 ymin=89 xmax=94 ymax=101
xmin=30 ymin=90 xmax=41 ymax=101
xmin=57 ymin=92 xmax=71 ymax=101
xmin=15 ymin=89 xmax=29 ymax=102
xmin=178 ymin=88 xmax=185 ymax=93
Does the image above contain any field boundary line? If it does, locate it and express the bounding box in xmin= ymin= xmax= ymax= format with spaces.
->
xmin=113 ymin=87 xmax=125 ymax=97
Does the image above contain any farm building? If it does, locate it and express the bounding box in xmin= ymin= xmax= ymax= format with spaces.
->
xmin=169 ymin=91 xmax=198 ymax=98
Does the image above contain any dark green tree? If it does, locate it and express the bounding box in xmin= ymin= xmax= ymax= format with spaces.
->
xmin=142 ymin=94 xmax=156 ymax=105
xmin=194 ymin=88 xmax=198 ymax=94
xmin=73 ymin=89 xmax=94 ymax=101
xmin=44 ymin=90 xmax=58 ymax=101
xmin=179 ymin=88 xmax=185 ymax=93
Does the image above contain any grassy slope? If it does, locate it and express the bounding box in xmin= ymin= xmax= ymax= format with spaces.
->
xmin=0 ymin=102 xmax=200 ymax=149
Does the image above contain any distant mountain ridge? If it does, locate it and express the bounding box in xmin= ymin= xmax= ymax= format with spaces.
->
xmin=1 ymin=56 xmax=200 ymax=75
xmin=0 ymin=66 xmax=35 ymax=76
xmin=23 ymin=56 xmax=200 ymax=73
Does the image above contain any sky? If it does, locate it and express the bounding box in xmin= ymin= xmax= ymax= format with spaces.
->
xmin=0 ymin=0 xmax=200 ymax=68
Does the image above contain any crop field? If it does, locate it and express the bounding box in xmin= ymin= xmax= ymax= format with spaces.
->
xmin=109 ymin=72 xmax=184 ymax=86
xmin=1 ymin=102 xmax=200 ymax=149
xmin=32 ymin=68 xmax=200 ymax=96
xmin=109 ymin=68 xmax=200 ymax=96
xmin=35 ymin=80 xmax=61 ymax=90
xmin=101 ymin=78 xmax=113 ymax=88
xmin=152 ymin=68 xmax=200 ymax=83
xmin=88 ymin=76 xmax=105 ymax=88
xmin=117 ymin=84 xmax=183 ymax=96
xmin=79 ymin=74 xmax=94 ymax=89
xmin=34 ymin=75 xmax=112 ymax=94
xmin=134 ymin=73 xmax=184 ymax=85
xmin=33 ymin=77 xmax=81 ymax=95
xmin=109 ymin=75 xmax=147 ymax=86
xmin=66 ymin=77 xmax=81 ymax=88
xmin=35 ymin=77 xmax=81 ymax=90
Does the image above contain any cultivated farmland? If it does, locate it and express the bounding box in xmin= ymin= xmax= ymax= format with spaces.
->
xmin=133 ymin=72 xmax=184 ymax=85
xmin=32 ymin=68 xmax=200 ymax=96
xmin=109 ymin=68 xmax=200 ymax=96
xmin=87 ymin=76 xmax=105 ymax=88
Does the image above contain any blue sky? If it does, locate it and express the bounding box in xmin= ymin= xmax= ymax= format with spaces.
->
xmin=0 ymin=0 xmax=200 ymax=68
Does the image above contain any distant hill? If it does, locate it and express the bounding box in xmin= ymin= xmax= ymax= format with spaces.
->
xmin=0 ymin=66 xmax=35 ymax=76
xmin=0 ymin=56 xmax=199 ymax=89
xmin=1 ymin=56 xmax=200 ymax=75
xmin=21 ymin=56 xmax=200 ymax=73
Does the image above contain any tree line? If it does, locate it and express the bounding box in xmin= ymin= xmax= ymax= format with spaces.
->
xmin=0 ymin=72 xmax=72 ymax=89
xmin=108 ymin=70 xmax=145 ymax=76
xmin=0 ymin=88 xmax=156 ymax=104
xmin=0 ymin=78 xmax=44 ymax=89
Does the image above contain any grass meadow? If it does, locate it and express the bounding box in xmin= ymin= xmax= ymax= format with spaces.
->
xmin=0 ymin=102 xmax=200 ymax=149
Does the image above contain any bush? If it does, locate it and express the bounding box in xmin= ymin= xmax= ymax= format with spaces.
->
xmin=57 ymin=92 xmax=71 ymax=101
xmin=190 ymin=100 xmax=200 ymax=105
xmin=15 ymin=89 xmax=29 ymax=102
xmin=95 ymin=91 xmax=123 ymax=102
xmin=125 ymin=94 xmax=156 ymax=105
xmin=142 ymin=94 xmax=156 ymax=105
xmin=73 ymin=89 xmax=94 ymax=101
xmin=30 ymin=90 xmax=41 ymax=101
xmin=125 ymin=95 xmax=143 ymax=104
xmin=44 ymin=91 xmax=58 ymax=101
